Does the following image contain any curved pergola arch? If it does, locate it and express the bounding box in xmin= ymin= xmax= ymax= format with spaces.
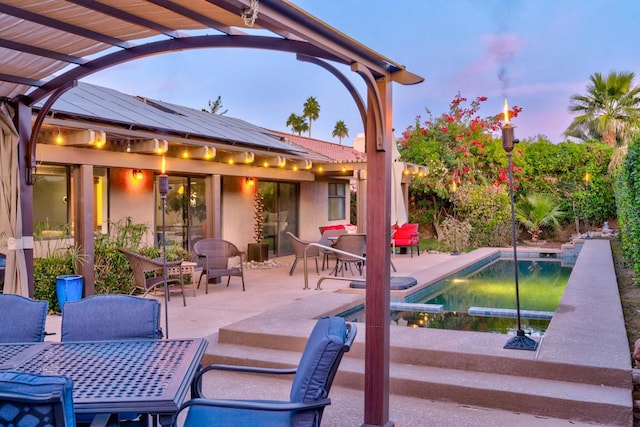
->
xmin=27 ymin=35 xmax=368 ymax=184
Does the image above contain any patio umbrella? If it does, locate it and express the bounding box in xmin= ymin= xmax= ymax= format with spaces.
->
xmin=0 ymin=102 xmax=29 ymax=296
xmin=391 ymin=139 xmax=408 ymax=226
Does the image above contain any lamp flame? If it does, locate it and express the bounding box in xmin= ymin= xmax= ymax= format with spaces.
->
xmin=161 ymin=156 xmax=166 ymax=174
xmin=503 ymin=99 xmax=510 ymax=125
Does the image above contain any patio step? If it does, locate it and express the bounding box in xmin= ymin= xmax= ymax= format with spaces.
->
xmin=203 ymin=341 xmax=632 ymax=426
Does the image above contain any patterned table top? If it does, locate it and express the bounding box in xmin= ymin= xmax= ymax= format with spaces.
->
xmin=1 ymin=338 xmax=207 ymax=421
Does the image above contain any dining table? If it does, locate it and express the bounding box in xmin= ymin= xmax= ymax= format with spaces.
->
xmin=0 ymin=338 xmax=207 ymax=426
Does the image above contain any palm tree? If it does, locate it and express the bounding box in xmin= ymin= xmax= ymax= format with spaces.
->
xmin=514 ymin=194 xmax=566 ymax=242
xmin=303 ymin=96 xmax=320 ymax=137
xmin=285 ymin=113 xmax=308 ymax=136
xmin=201 ymin=95 xmax=228 ymax=115
xmin=332 ymin=120 xmax=349 ymax=145
xmin=565 ymin=71 xmax=640 ymax=147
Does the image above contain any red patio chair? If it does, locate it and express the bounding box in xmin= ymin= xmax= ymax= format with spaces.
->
xmin=392 ymin=223 xmax=420 ymax=257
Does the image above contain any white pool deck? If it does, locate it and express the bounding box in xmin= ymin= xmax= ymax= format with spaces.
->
xmin=45 ymin=239 xmax=633 ymax=426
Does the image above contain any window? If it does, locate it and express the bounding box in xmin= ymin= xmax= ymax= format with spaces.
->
xmin=33 ymin=165 xmax=109 ymax=238
xmin=328 ymin=183 xmax=346 ymax=220
xmin=33 ymin=165 xmax=70 ymax=237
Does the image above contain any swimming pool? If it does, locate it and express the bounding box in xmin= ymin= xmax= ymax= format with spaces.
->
xmin=341 ymin=255 xmax=573 ymax=335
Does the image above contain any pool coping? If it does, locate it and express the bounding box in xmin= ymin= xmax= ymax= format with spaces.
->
xmin=213 ymin=239 xmax=632 ymax=424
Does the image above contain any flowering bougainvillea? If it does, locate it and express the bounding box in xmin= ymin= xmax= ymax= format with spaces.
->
xmin=398 ymin=93 xmax=524 ymax=194
xmin=397 ymin=93 xmax=522 ymax=246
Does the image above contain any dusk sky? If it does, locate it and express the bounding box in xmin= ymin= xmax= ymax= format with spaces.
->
xmin=84 ymin=1 xmax=640 ymax=145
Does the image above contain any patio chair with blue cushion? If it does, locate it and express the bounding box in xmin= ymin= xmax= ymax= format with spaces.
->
xmin=61 ymin=294 xmax=162 ymax=341
xmin=177 ymin=316 xmax=357 ymax=427
xmin=61 ymin=295 xmax=161 ymax=426
xmin=0 ymin=294 xmax=48 ymax=343
xmin=0 ymin=371 xmax=76 ymax=427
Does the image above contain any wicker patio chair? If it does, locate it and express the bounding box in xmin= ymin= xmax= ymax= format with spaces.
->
xmin=178 ymin=316 xmax=357 ymax=427
xmin=286 ymin=232 xmax=319 ymax=276
xmin=119 ymin=248 xmax=186 ymax=306
xmin=332 ymin=233 xmax=366 ymax=276
xmin=0 ymin=294 xmax=48 ymax=343
xmin=194 ymin=239 xmax=245 ymax=293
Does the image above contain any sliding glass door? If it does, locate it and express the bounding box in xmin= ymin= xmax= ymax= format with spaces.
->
xmin=259 ymin=181 xmax=298 ymax=256
xmin=156 ymin=176 xmax=206 ymax=252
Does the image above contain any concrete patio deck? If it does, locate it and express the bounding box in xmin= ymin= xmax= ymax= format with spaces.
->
xmin=45 ymin=239 xmax=632 ymax=426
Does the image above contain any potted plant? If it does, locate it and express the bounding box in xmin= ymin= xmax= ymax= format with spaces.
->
xmin=247 ymin=190 xmax=269 ymax=262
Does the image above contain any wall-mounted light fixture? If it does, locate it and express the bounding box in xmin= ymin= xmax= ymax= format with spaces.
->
xmin=245 ymin=177 xmax=255 ymax=186
xmin=54 ymin=128 xmax=64 ymax=144
xmin=132 ymin=169 xmax=144 ymax=180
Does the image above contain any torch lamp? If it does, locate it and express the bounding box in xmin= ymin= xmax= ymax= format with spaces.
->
xmin=451 ymin=180 xmax=460 ymax=256
xmin=584 ymin=172 xmax=591 ymax=239
xmin=502 ymin=100 xmax=538 ymax=351
xmin=158 ymin=156 xmax=171 ymax=338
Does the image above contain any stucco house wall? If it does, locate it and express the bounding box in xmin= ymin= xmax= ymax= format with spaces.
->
xmin=109 ymin=168 xmax=156 ymax=246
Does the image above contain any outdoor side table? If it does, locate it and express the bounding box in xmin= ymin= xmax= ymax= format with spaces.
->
xmin=167 ymin=261 xmax=198 ymax=296
xmin=158 ymin=261 xmax=198 ymax=297
xmin=1 ymin=338 xmax=207 ymax=427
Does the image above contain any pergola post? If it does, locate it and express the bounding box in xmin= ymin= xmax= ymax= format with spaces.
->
xmin=74 ymin=165 xmax=95 ymax=295
xmin=16 ymin=99 xmax=34 ymax=297
xmin=363 ymin=77 xmax=393 ymax=427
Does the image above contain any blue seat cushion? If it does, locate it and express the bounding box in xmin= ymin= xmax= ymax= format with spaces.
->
xmin=289 ymin=317 xmax=346 ymax=403
xmin=61 ymin=295 xmax=160 ymax=341
xmin=184 ymin=401 xmax=296 ymax=427
xmin=0 ymin=371 xmax=75 ymax=427
xmin=0 ymin=295 xmax=48 ymax=342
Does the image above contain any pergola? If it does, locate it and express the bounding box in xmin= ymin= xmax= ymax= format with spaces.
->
xmin=0 ymin=1 xmax=423 ymax=426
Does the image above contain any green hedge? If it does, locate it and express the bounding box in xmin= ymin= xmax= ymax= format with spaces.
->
xmin=616 ymin=140 xmax=640 ymax=277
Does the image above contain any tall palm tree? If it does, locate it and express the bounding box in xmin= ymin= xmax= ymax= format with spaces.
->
xmin=565 ymin=71 xmax=640 ymax=147
xmin=303 ymin=96 xmax=320 ymax=137
xmin=332 ymin=120 xmax=349 ymax=145
xmin=285 ymin=113 xmax=308 ymax=136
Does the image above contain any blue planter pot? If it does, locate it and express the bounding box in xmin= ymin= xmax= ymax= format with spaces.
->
xmin=56 ymin=275 xmax=83 ymax=313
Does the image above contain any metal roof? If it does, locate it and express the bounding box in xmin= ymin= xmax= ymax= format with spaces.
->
xmin=0 ymin=0 xmax=423 ymax=105
xmin=41 ymin=81 xmax=307 ymax=153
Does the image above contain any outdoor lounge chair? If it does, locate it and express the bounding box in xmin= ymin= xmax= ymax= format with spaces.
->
xmin=0 ymin=371 xmax=76 ymax=427
xmin=286 ymin=232 xmax=319 ymax=276
xmin=61 ymin=294 xmax=163 ymax=341
xmin=178 ymin=316 xmax=357 ymax=427
xmin=119 ymin=248 xmax=186 ymax=306
xmin=392 ymin=223 xmax=420 ymax=257
xmin=194 ymin=238 xmax=246 ymax=293
xmin=332 ymin=233 xmax=366 ymax=276
xmin=0 ymin=294 xmax=48 ymax=343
